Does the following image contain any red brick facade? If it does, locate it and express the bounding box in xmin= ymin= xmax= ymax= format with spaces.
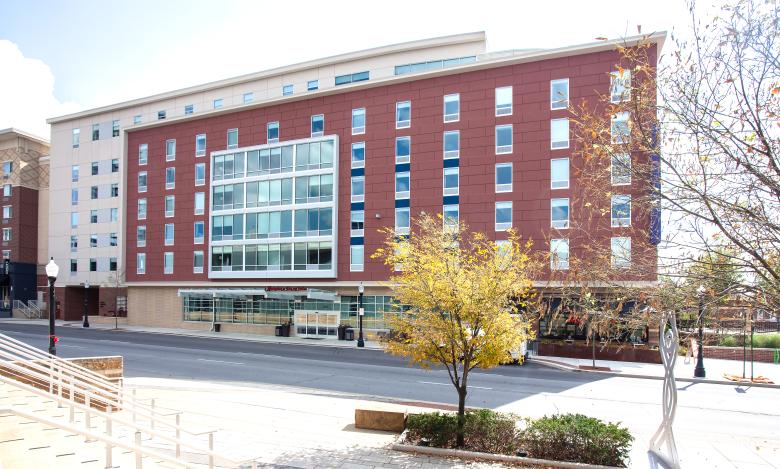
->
xmin=125 ymin=46 xmax=658 ymax=284
xmin=1 ymin=185 xmax=39 ymax=264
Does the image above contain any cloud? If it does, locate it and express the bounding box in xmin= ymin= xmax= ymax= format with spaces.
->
xmin=0 ymin=40 xmax=79 ymax=140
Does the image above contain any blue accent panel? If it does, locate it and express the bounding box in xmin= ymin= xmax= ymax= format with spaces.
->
xmin=649 ymin=124 xmax=662 ymax=246
xmin=351 ymin=167 xmax=365 ymax=177
xmin=395 ymin=163 xmax=410 ymax=173
xmin=443 ymin=195 xmax=459 ymax=205
xmin=350 ymin=202 xmax=364 ymax=211
xmin=395 ymin=198 xmax=410 ymax=208
xmin=350 ymin=237 xmax=364 ymax=246
xmin=443 ymin=158 xmax=460 ymax=168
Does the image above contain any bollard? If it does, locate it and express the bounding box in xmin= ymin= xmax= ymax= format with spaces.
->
xmin=135 ymin=431 xmax=142 ymax=468
xmin=105 ymin=404 xmax=113 ymax=468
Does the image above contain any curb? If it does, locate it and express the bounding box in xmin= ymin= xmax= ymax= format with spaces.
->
xmin=528 ymin=357 xmax=780 ymax=389
xmin=392 ymin=432 xmax=624 ymax=469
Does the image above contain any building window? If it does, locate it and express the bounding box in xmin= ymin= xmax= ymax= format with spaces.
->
xmin=213 ymin=98 xmax=223 ymax=109
xmin=165 ymin=223 xmax=174 ymax=246
xmin=395 ymin=207 xmax=410 ymax=235
xmin=551 ymin=158 xmax=570 ymax=189
xmin=166 ymin=139 xmax=176 ymax=161
xmin=2 ymin=228 xmax=11 ymax=241
xmin=193 ymin=251 xmax=204 ymax=273
xmin=194 ymin=221 xmax=204 ymax=244
xmin=352 ymin=108 xmax=365 ymax=135
xmin=137 ymin=253 xmax=146 ymax=274
xmin=157 ymin=110 xmax=168 ymax=121
xmin=195 ymin=192 xmax=205 ymax=215
xmin=138 ymin=172 xmax=147 ymax=193
xmin=551 ymin=198 xmax=570 ymax=229
xmin=243 ymin=92 xmax=254 ymax=104
xmin=89 ymin=258 xmax=97 ymax=272
xmin=611 ymin=70 xmax=631 ymax=103
xmin=550 ymin=79 xmax=569 ymax=110
xmin=71 ymin=165 xmax=79 ymax=182
xmin=611 ymin=237 xmax=631 ymax=268
xmin=495 ymin=201 xmax=512 ymax=231
xmin=350 ymin=245 xmax=364 ymax=272
xmin=111 ymin=183 xmax=119 ymax=198
xmin=184 ymin=104 xmax=194 ymax=115
xmin=133 ymin=115 xmax=142 ymax=125
xmin=495 ymin=163 xmax=512 ymax=193
xmin=195 ymin=163 xmax=206 ymax=186
xmin=350 ymin=210 xmax=364 ymax=237
xmin=307 ymin=80 xmax=319 ymax=91
xmin=92 ymin=123 xmax=100 ymax=141
xmin=164 ymin=252 xmax=174 ymax=274
xmin=110 ymin=208 xmax=118 ymax=222
xmin=90 ymin=210 xmax=98 ymax=223
xmin=396 ymin=101 xmax=411 ymax=129
xmin=443 ymin=131 xmax=459 ymax=159
xmin=335 ymin=71 xmax=369 ymax=85
xmin=196 ymin=134 xmax=206 ymax=157
xmin=496 ymin=125 xmax=512 ymax=154
xmin=2 ymin=205 xmax=11 ymax=219
xmin=138 ymin=199 xmax=147 ymax=220
xmin=138 ymin=144 xmax=148 ymax=165
xmin=395 ymin=136 xmax=410 ymax=163
xmin=443 ymin=204 xmax=459 ymax=229
xmin=166 ymin=167 xmax=175 ymax=190
xmin=70 ymin=259 xmax=78 ymax=273
xmin=2 ymin=162 xmax=11 ymax=176
xmin=395 ymin=172 xmax=410 ymax=200
xmin=611 ymin=195 xmax=631 ymax=227
xmin=282 ymin=84 xmax=293 ymax=96
xmin=91 ymin=161 xmax=99 ymax=176
xmin=70 ymin=235 xmax=78 ymax=251
xmin=611 ymin=153 xmax=632 ymax=185
xmin=611 ymin=112 xmax=631 ymax=144
xmin=137 ymin=226 xmax=146 ymax=247
xmin=267 ymin=122 xmax=279 ymax=143
xmin=110 ymin=119 xmax=120 ymax=137
xmin=311 ymin=114 xmax=324 ymax=137
xmin=495 ymin=86 xmax=513 ymax=116
xmin=165 ymin=195 xmax=175 ymax=217
xmin=351 ymin=176 xmax=364 ymax=203
xmin=227 ymin=129 xmax=238 ymax=149
xmin=443 ymin=93 xmax=460 ymax=122
xmin=72 ymin=128 xmax=80 ymax=148
xmin=550 ymin=239 xmax=569 ymax=270
xmin=394 ymin=56 xmax=476 ymax=75
xmin=111 ymin=159 xmax=119 ymax=173
xmin=71 ymin=212 xmax=78 ymax=228
xmin=351 ymin=142 xmax=365 ymax=169
xmin=443 ymin=167 xmax=459 ymax=196
xmin=551 ymin=118 xmax=569 ymax=149
xmin=69 ymin=189 xmax=77 ymax=205
xmin=110 ymin=257 xmax=117 ymax=272
xmin=90 ymin=234 xmax=98 ymax=247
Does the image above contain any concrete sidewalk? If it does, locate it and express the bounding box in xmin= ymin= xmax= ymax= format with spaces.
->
xmin=532 ymin=352 xmax=780 ymax=387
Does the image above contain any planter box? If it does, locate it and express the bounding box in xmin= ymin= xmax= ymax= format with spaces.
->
xmin=704 ymin=346 xmax=779 ymax=363
xmin=539 ymin=342 xmax=661 ymax=364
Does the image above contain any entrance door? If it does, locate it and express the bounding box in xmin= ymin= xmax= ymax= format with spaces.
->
xmin=294 ymin=310 xmax=339 ymax=338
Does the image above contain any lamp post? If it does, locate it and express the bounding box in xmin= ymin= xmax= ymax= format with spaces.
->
xmin=694 ymin=285 xmax=706 ymax=378
xmin=357 ymin=283 xmax=365 ymax=348
xmin=82 ymin=280 xmax=90 ymax=328
xmin=45 ymin=258 xmax=58 ymax=356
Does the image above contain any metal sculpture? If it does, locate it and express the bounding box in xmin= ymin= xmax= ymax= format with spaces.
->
xmin=648 ymin=310 xmax=681 ymax=469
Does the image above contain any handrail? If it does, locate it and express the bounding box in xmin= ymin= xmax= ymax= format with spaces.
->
xmin=0 ymin=406 xmax=193 ymax=469
xmin=0 ymin=332 xmax=208 ymax=437
xmin=0 ymin=359 xmax=240 ymax=467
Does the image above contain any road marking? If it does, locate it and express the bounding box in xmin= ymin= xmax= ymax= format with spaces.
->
xmin=417 ymin=381 xmax=492 ymax=390
xmin=58 ymin=344 xmax=85 ymax=349
xmin=196 ymin=358 xmax=244 ymax=366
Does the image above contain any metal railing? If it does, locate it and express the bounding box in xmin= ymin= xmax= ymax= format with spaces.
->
xmin=0 ymin=332 xmax=251 ymax=468
xmin=12 ymin=300 xmax=42 ymax=319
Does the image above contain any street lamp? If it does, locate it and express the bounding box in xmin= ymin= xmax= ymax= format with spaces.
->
xmin=45 ymin=258 xmax=58 ymax=355
xmin=357 ymin=283 xmax=365 ymax=348
xmin=82 ymin=280 xmax=90 ymax=328
xmin=694 ymin=285 xmax=706 ymax=378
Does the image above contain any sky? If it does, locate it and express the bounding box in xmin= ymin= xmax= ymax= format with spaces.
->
xmin=0 ymin=0 xmax=692 ymax=138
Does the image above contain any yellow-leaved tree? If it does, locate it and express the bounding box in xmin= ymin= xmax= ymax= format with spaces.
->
xmin=373 ymin=213 xmax=539 ymax=447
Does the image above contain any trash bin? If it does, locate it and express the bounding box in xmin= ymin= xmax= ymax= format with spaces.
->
xmin=213 ymin=323 xmax=221 ymax=332
xmin=337 ymin=324 xmax=347 ymax=340
xmin=345 ymin=328 xmax=355 ymax=341
xmin=281 ymin=323 xmax=291 ymax=337
xmin=275 ymin=325 xmax=283 ymax=337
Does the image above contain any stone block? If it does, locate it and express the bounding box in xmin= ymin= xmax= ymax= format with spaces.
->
xmin=355 ymin=408 xmax=406 ymax=432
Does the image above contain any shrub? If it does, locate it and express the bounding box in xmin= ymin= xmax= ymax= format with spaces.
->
xmin=720 ymin=335 xmax=738 ymax=347
xmin=520 ymin=413 xmax=633 ymax=467
xmin=754 ymin=333 xmax=780 ymax=349
xmin=405 ymin=410 xmax=521 ymax=454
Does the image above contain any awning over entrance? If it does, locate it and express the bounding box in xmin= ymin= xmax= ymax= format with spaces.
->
xmin=177 ymin=288 xmax=338 ymax=301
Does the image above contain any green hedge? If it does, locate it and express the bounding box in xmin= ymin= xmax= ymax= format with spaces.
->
xmin=718 ymin=333 xmax=780 ymax=349
xmin=405 ymin=409 xmax=521 ymax=454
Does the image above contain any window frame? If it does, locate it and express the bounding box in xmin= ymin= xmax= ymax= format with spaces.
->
xmin=495 ymin=86 xmax=513 ymax=116
xmin=396 ymin=101 xmax=411 ymax=129
xmin=351 ymin=108 xmax=366 ymax=135
xmin=166 ymin=139 xmax=176 ymax=161
xmin=550 ymin=79 xmax=570 ymax=110
xmin=164 ymin=252 xmax=174 ymax=275
xmin=138 ymin=171 xmax=147 ymax=193
xmin=495 ymin=201 xmax=512 ymax=231
xmin=213 ymin=98 xmax=223 ymax=109
xmin=193 ymin=251 xmax=205 ymax=274
xmin=165 ymin=195 xmax=175 ymax=218
xmin=137 ymin=253 xmax=146 ymax=274
xmin=165 ymin=167 xmax=176 ymax=190
xmin=443 ymin=93 xmax=460 ymax=123
xmin=495 ymin=163 xmax=513 ymax=193
xmin=267 ymin=122 xmax=279 ymax=144
xmin=611 ymin=153 xmax=632 ymax=186
xmin=395 ymin=171 xmax=410 ymax=200
xmin=495 ymin=124 xmax=513 ymax=154
xmin=137 ymin=198 xmax=147 ymax=220
xmin=194 ymin=221 xmax=205 ymax=244
xmin=138 ymin=144 xmax=148 ymax=165
xmin=395 ymin=207 xmax=410 ymax=235
xmin=227 ymin=128 xmax=238 ymax=149
xmin=443 ymin=130 xmax=459 ymax=159
xmin=610 ymin=70 xmax=631 ymax=103
xmin=351 ymin=176 xmax=365 ymax=203
xmin=311 ymin=114 xmax=324 ymax=137
xmin=350 ymin=210 xmax=364 ymax=237
xmin=443 ymin=167 xmax=459 ymax=196
xmin=550 ymin=238 xmax=569 ymax=270
xmin=195 ymin=163 xmax=206 ymax=186
xmin=551 ymin=198 xmax=570 ymax=229
xmin=282 ymin=84 xmax=293 ymax=96
xmin=350 ymin=245 xmax=364 ymax=272
xmin=550 ymin=158 xmax=570 ymax=190
xmin=194 ymin=192 xmax=205 ymax=215
xmin=307 ymin=80 xmax=319 ymax=91
xmin=164 ymin=223 xmax=175 ymax=246
xmin=395 ymin=136 xmax=410 ymax=164
xmin=243 ymin=92 xmax=254 ymax=104
xmin=351 ymin=142 xmax=365 ymax=169
xmin=137 ymin=226 xmax=146 ymax=248
xmin=196 ymin=134 xmax=206 ymax=157
xmin=611 ymin=112 xmax=631 ymax=144
xmin=611 ymin=194 xmax=632 ymax=227
xmin=611 ymin=236 xmax=632 ymax=268
xmin=550 ymin=118 xmax=570 ymax=150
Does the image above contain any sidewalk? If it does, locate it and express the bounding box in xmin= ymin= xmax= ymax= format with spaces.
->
xmin=531 ymin=352 xmax=780 ymax=387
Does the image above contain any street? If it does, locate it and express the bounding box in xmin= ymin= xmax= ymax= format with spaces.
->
xmin=1 ymin=322 xmax=779 ymax=467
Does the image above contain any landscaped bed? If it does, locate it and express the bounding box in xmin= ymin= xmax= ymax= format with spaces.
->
xmin=400 ymin=410 xmax=633 ymax=468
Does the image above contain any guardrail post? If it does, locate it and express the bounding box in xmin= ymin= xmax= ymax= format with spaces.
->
xmin=150 ymin=398 xmax=155 ymax=431
xmin=85 ymin=393 xmax=92 ymax=441
xmin=208 ymin=431 xmax=214 ymax=469
xmin=57 ymin=366 xmax=63 ymax=406
xmin=175 ymin=413 xmax=181 ymax=458
xmin=132 ymin=388 xmax=137 ymax=423
xmin=135 ymin=431 xmax=142 ymax=468
xmin=105 ymin=404 xmax=113 ymax=468
xmin=69 ymin=398 xmax=75 ymax=423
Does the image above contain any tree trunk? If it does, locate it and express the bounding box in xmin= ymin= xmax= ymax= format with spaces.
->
xmin=456 ymin=385 xmax=467 ymax=447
